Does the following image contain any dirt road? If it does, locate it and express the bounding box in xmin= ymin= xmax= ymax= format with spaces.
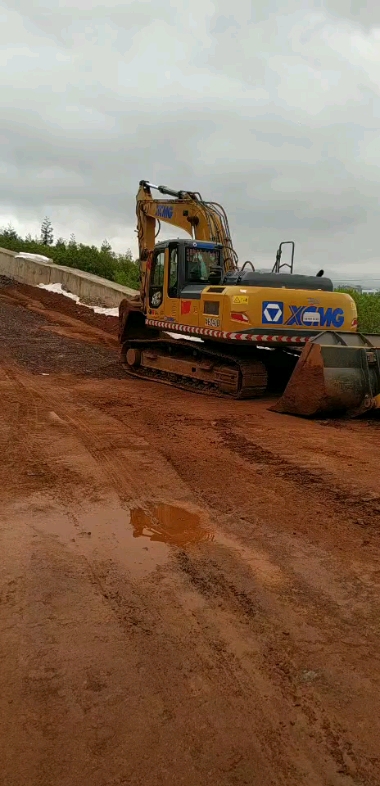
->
xmin=1 ymin=279 xmax=380 ymax=786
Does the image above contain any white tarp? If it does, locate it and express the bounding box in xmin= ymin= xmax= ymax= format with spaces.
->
xmin=38 ymin=282 xmax=119 ymax=316
xmin=15 ymin=252 xmax=52 ymax=264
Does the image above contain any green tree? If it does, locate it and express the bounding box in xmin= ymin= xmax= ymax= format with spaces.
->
xmin=3 ymin=224 xmax=19 ymax=241
xmin=101 ymin=239 xmax=113 ymax=255
xmin=40 ymin=217 xmax=54 ymax=246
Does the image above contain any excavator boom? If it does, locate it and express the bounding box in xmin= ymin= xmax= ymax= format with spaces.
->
xmin=136 ymin=180 xmax=238 ymax=309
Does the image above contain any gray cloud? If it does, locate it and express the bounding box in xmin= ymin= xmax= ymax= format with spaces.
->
xmin=1 ymin=0 xmax=380 ymax=282
xmin=325 ymin=0 xmax=380 ymax=28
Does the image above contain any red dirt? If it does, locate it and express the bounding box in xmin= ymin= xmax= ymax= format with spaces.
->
xmin=0 ymin=276 xmax=119 ymax=337
xmin=1 ymin=279 xmax=380 ymax=786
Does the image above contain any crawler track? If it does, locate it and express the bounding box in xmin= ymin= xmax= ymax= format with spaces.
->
xmin=121 ymin=337 xmax=269 ymax=398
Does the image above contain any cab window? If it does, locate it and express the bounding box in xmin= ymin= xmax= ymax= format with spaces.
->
xmin=168 ymin=247 xmax=178 ymax=298
xmin=149 ymin=250 xmax=165 ymax=308
xmin=185 ymin=248 xmax=220 ymax=283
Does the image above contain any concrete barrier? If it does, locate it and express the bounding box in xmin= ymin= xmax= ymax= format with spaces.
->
xmin=0 ymin=247 xmax=138 ymax=307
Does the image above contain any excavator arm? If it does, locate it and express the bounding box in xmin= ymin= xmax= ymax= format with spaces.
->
xmin=136 ymin=180 xmax=238 ymax=304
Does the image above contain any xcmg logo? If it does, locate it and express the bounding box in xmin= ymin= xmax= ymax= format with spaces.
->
xmin=285 ymin=305 xmax=344 ymax=328
xmin=261 ymin=301 xmax=345 ymax=328
xmin=156 ymin=204 xmax=173 ymax=219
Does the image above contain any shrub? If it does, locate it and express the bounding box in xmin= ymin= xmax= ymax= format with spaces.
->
xmin=338 ymin=288 xmax=380 ymax=334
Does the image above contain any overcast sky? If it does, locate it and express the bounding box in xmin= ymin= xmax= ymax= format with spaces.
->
xmin=1 ymin=0 xmax=380 ymax=281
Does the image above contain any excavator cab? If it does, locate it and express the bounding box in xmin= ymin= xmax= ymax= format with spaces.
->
xmin=146 ymin=239 xmax=224 ymax=314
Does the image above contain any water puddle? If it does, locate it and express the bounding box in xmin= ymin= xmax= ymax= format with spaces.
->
xmin=21 ymin=493 xmax=284 ymax=587
xmin=131 ymin=503 xmax=215 ymax=547
xmin=28 ymin=494 xmax=214 ymax=580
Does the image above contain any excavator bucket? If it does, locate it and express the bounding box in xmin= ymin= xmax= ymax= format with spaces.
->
xmin=271 ymin=332 xmax=380 ymax=418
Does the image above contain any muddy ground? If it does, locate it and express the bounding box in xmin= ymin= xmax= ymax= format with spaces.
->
xmin=0 ymin=279 xmax=380 ymax=786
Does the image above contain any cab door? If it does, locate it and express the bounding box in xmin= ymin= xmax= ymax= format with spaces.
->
xmin=164 ymin=244 xmax=180 ymax=325
xmin=178 ymin=245 xmax=202 ymax=328
xmin=147 ymin=247 xmax=166 ymax=319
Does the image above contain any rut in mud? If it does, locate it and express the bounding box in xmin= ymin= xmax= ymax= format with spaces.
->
xmin=0 ymin=279 xmax=380 ymax=786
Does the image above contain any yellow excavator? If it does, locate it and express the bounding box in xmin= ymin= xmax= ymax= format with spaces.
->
xmin=119 ymin=180 xmax=380 ymax=417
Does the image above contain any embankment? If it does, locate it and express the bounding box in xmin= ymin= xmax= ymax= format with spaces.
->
xmin=0 ymin=247 xmax=138 ymax=307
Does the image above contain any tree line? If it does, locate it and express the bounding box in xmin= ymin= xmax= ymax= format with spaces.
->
xmin=0 ymin=217 xmax=140 ymax=290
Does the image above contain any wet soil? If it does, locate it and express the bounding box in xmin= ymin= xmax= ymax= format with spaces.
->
xmin=1 ymin=279 xmax=380 ymax=786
